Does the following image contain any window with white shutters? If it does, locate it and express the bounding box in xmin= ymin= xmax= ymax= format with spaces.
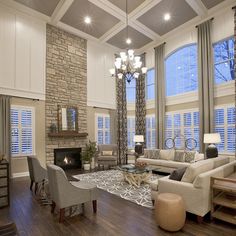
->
xmin=11 ymin=106 xmax=35 ymax=157
xmin=95 ymin=114 xmax=110 ymax=145
xmin=215 ymin=105 xmax=235 ymax=153
xmin=165 ymin=110 xmax=199 ymax=150
xmin=146 ymin=115 xmax=156 ymax=148
xmin=146 ymin=69 xmax=155 ymax=100
xmin=127 ymin=116 xmax=135 ymax=148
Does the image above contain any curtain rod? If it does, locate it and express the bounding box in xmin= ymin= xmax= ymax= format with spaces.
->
xmin=195 ymin=17 xmax=214 ymax=28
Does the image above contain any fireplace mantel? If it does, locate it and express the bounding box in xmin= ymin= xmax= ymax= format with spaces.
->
xmin=48 ymin=132 xmax=88 ymax=138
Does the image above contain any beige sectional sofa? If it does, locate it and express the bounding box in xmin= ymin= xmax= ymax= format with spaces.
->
xmin=154 ymin=157 xmax=236 ymax=218
xmin=137 ymin=149 xmax=204 ymax=172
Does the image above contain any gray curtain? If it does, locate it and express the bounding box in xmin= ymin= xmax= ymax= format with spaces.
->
xmin=135 ymin=53 xmax=146 ymax=145
xmin=154 ymin=43 xmax=165 ymax=149
xmin=197 ymin=20 xmax=214 ymax=153
xmin=116 ymin=77 xmax=127 ymax=164
xmin=0 ymin=95 xmax=11 ymax=161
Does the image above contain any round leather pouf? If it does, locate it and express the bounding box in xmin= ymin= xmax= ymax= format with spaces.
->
xmin=155 ymin=193 xmax=186 ymax=232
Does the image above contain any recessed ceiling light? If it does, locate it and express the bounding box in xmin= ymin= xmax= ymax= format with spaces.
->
xmin=164 ymin=13 xmax=171 ymax=21
xmin=84 ymin=16 xmax=91 ymax=24
xmin=126 ymin=38 xmax=132 ymax=45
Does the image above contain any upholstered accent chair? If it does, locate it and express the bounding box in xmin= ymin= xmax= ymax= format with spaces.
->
xmin=47 ymin=164 xmax=98 ymax=223
xmin=97 ymin=144 xmax=118 ymax=169
xmin=27 ymin=156 xmax=47 ymax=194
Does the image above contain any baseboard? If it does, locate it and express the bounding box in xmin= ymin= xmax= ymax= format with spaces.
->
xmin=11 ymin=171 xmax=29 ymax=178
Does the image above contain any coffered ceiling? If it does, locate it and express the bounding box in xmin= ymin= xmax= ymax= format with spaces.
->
xmin=9 ymin=0 xmax=232 ymax=49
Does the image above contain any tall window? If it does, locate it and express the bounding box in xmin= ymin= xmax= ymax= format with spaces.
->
xmin=146 ymin=68 xmax=155 ymax=100
xmin=165 ymin=44 xmax=198 ymax=96
xmin=215 ymin=106 xmax=235 ymax=153
xmin=213 ymin=37 xmax=234 ymax=84
xmin=146 ymin=115 xmax=156 ymax=148
xmin=127 ymin=116 xmax=135 ymax=148
xmin=11 ymin=106 xmax=35 ymax=157
xmin=95 ymin=114 xmax=110 ymax=145
xmin=126 ymin=79 xmax=136 ymax=103
xmin=165 ymin=110 xmax=199 ymax=150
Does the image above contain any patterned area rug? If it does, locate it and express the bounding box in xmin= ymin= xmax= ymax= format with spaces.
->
xmin=73 ymin=170 xmax=163 ymax=208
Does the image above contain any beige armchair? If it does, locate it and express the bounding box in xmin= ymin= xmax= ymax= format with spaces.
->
xmin=97 ymin=144 xmax=118 ymax=169
xmin=47 ymin=164 xmax=98 ymax=223
xmin=27 ymin=156 xmax=47 ymax=194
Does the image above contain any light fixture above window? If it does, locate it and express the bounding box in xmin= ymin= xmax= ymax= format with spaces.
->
xmin=109 ymin=0 xmax=147 ymax=83
xmin=164 ymin=13 xmax=171 ymax=21
xmin=84 ymin=16 xmax=91 ymax=24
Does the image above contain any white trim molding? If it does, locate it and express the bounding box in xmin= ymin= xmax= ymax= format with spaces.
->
xmin=11 ymin=171 xmax=29 ymax=178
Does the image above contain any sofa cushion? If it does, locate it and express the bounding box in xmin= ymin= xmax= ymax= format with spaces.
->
xmin=185 ymin=151 xmax=196 ymax=163
xmin=169 ymin=167 xmax=187 ymax=181
xmin=160 ymin=149 xmax=175 ymax=161
xmin=174 ymin=150 xmax=185 ymax=162
xmin=144 ymin=149 xmax=160 ymax=159
xmin=181 ymin=159 xmax=214 ymax=183
xmin=213 ymin=157 xmax=229 ymax=169
xmin=97 ymin=156 xmax=117 ymax=161
xmin=102 ymin=151 xmax=113 ymax=156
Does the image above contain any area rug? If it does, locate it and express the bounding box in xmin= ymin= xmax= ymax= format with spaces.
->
xmin=73 ymin=170 xmax=163 ymax=209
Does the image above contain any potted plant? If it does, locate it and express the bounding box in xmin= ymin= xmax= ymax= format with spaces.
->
xmin=81 ymin=140 xmax=97 ymax=171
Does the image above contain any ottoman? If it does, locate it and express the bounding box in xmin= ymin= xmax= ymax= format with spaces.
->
xmin=155 ymin=193 xmax=186 ymax=232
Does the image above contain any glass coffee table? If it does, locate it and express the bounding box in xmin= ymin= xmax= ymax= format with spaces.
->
xmin=117 ymin=164 xmax=152 ymax=187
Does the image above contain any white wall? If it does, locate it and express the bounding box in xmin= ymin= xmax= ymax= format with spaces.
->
xmin=0 ymin=4 xmax=46 ymax=100
xmin=145 ymin=7 xmax=234 ymax=69
xmin=87 ymin=40 xmax=117 ymax=109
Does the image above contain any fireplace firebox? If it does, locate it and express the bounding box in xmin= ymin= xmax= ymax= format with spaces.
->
xmin=54 ymin=148 xmax=82 ymax=169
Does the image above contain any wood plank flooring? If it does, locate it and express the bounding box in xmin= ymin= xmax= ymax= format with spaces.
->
xmin=0 ymin=174 xmax=236 ymax=236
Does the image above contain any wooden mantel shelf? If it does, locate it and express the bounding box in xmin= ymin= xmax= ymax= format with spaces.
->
xmin=48 ymin=132 xmax=88 ymax=138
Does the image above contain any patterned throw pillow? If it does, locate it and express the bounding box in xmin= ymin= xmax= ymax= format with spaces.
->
xmin=174 ymin=150 xmax=185 ymax=162
xmin=149 ymin=149 xmax=160 ymax=159
xmin=144 ymin=149 xmax=149 ymax=158
xmin=185 ymin=151 xmax=196 ymax=163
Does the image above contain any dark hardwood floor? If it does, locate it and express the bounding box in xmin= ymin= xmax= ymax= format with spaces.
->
xmin=0 ymin=173 xmax=235 ymax=236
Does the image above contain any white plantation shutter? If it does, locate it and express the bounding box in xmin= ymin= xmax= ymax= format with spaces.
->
xmin=96 ymin=114 xmax=110 ymax=145
xmin=11 ymin=106 xmax=35 ymax=157
xmin=146 ymin=115 xmax=156 ymax=148
xmin=127 ymin=116 xmax=135 ymax=148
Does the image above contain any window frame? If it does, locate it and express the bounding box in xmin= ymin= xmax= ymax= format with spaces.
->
xmin=126 ymin=79 xmax=136 ymax=103
xmin=95 ymin=113 xmax=111 ymax=145
xmin=11 ymin=105 xmax=35 ymax=157
xmin=146 ymin=68 xmax=155 ymax=101
xmin=146 ymin=114 xmax=156 ymax=149
xmin=127 ymin=116 xmax=135 ymax=149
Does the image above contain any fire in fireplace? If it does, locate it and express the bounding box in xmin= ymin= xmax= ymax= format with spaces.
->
xmin=54 ymin=148 xmax=82 ymax=169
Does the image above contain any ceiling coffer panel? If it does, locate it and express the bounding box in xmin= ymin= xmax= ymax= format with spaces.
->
xmin=107 ymin=26 xmax=152 ymax=49
xmin=61 ymin=0 xmax=120 ymax=38
xmin=14 ymin=0 xmax=60 ymax=16
xmin=108 ymin=0 xmax=145 ymax=13
xmin=137 ymin=0 xmax=197 ymax=36
xmin=201 ymin=0 xmax=225 ymax=9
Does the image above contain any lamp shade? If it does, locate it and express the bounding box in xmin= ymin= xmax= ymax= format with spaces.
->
xmin=133 ymin=135 xmax=144 ymax=143
xmin=204 ymin=133 xmax=221 ymax=144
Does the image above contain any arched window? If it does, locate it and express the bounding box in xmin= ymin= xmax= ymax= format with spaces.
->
xmin=165 ymin=44 xmax=198 ymax=96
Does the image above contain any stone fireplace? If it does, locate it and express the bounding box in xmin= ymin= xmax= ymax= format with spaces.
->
xmin=45 ymin=25 xmax=87 ymax=164
xmin=54 ymin=148 xmax=82 ymax=169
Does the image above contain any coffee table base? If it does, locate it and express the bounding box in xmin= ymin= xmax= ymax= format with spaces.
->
xmin=122 ymin=171 xmax=151 ymax=188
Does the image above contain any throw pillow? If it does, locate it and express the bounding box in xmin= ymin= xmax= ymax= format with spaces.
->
xmin=169 ymin=167 xmax=187 ymax=181
xmin=149 ymin=149 xmax=160 ymax=159
xmin=185 ymin=151 xmax=196 ymax=163
xmin=174 ymin=150 xmax=185 ymax=162
xmin=160 ymin=149 xmax=175 ymax=161
xmin=144 ymin=149 xmax=149 ymax=158
xmin=102 ymin=151 xmax=113 ymax=156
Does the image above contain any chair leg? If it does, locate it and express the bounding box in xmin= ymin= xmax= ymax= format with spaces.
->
xmin=92 ymin=200 xmax=97 ymax=213
xmin=35 ymin=183 xmax=38 ymax=195
xmin=51 ymin=201 xmax=56 ymax=214
xmin=59 ymin=208 xmax=65 ymax=223
xmin=30 ymin=180 xmax=34 ymax=191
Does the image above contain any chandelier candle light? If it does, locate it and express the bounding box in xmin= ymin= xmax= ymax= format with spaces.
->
xmin=109 ymin=0 xmax=147 ymax=83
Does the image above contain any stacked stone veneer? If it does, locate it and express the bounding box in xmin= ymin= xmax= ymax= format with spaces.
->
xmin=46 ymin=24 xmax=87 ymax=163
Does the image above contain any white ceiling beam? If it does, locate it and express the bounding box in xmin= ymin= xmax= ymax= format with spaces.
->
xmin=185 ymin=0 xmax=207 ymax=16
xmin=99 ymin=22 xmax=126 ymax=43
xmin=129 ymin=0 xmax=162 ymax=20
xmin=51 ymin=0 xmax=74 ymax=25
xmin=88 ymin=0 xmax=126 ymax=21
xmin=129 ymin=20 xmax=160 ymax=40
